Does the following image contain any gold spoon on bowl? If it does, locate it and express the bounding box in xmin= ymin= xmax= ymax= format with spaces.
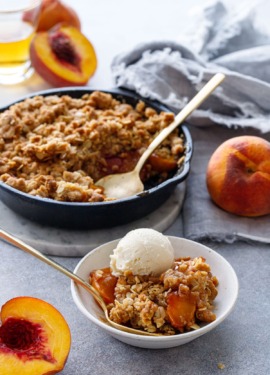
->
xmin=0 ymin=228 xmax=161 ymax=336
xmin=96 ymin=73 xmax=225 ymax=199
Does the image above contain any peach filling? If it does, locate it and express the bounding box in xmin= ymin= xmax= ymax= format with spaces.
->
xmin=90 ymin=258 xmax=218 ymax=335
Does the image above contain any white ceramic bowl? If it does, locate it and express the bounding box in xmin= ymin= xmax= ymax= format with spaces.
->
xmin=71 ymin=236 xmax=238 ymax=349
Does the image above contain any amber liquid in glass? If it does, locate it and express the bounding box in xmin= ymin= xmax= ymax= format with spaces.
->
xmin=0 ymin=20 xmax=35 ymax=83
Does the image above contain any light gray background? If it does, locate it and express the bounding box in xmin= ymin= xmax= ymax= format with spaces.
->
xmin=0 ymin=1 xmax=270 ymax=374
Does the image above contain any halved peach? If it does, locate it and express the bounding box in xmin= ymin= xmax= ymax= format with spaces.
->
xmin=0 ymin=296 xmax=71 ymax=375
xmin=30 ymin=24 xmax=97 ymax=87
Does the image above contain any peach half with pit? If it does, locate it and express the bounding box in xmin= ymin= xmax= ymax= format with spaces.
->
xmin=206 ymin=135 xmax=270 ymax=217
xmin=30 ymin=24 xmax=97 ymax=87
xmin=0 ymin=296 xmax=71 ymax=375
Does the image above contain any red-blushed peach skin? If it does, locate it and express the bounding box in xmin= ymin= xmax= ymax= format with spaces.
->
xmin=30 ymin=24 xmax=97 ymax=87
xmin=0 ymin=297 xmax=71 ymax=375
xmin=23 ymin=0 xmax=81 ymax=32
xmin=206 ymin=136 xmax=270 ymax=217
xmin=37 ymin=0 xmax=81 ymax=32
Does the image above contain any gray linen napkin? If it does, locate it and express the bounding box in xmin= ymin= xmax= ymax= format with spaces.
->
xmin=183 ymin=125 xmax=270 ymax=243
xmin=111 ymin=0 xmax=270 ymax=243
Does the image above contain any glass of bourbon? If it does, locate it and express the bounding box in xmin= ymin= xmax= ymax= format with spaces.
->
xmin=0 ymin=0 xmax=41 ymax=85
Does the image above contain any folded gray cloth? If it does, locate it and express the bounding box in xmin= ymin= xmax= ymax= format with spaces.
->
xmin=111 ymin=0 xmax=270 ymax=243
xmin=111 ymin=0 xmax=270 ymax=132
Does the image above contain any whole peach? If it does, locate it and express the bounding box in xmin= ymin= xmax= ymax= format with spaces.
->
xmin=39 ymin=0 xmax=81 ymax=31
xmin=23 ymin=0 xmax=81 ymax=31
xmin=206 ymin=135 xmax=270 ymax=217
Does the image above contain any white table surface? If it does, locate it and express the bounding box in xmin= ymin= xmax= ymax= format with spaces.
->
xmin=0 ymin=1 xmax=270 ymax=375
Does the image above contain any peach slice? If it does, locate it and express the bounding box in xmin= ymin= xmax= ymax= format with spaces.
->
xmin=167 ymin=291 xmax=197 ymax=332
xmin=148 ymin=153 xmax=177 ymax=172
xmin=30 ymin=24 xmax=97 ymax=87
xmin=90 ymin=268 xmax=118 ymax=305
xmin=0 ymin=297 xmax=71 ymax=375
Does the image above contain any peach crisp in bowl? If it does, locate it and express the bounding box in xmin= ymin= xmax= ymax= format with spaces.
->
xmin=0 ymin=88 xmax=192 ymax=229
xmin=71 ymin=229 xmax=239 ymax=349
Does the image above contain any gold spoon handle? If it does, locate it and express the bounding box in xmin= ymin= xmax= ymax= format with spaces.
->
xmin=0 ymin=228 xmax=162 ymax=336
xmin=0 ymin=229 xmax=104 ymax=306
xmin=135 ymin=73 xmax=226 ymax=173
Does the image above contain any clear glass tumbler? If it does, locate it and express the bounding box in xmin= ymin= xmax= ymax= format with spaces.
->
xmin=0 ymin=0 xmax=42 ymax=85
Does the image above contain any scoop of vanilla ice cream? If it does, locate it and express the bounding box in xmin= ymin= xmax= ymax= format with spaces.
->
xmin=110 ymin=228 xmax=174 ymax=276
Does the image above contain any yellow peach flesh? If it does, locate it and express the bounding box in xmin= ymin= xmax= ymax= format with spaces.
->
xmin=30 ymin=25 xmax=97 ymax=86
xmin=0 ymin=297 xmax=71 ymax=375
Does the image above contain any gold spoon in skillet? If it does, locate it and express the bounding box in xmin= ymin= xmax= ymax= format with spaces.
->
xmin=0 ymin=228 xmax=162 ymax=336
xmin=96 ymin=73 xmax=226 ymax=199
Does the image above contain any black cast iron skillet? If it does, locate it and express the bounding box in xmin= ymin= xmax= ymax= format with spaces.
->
xmin=0 ymin=87 xmax=193 ymax=229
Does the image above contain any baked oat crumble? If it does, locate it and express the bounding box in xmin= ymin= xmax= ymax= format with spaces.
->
xmin=90 ymin=256 xmax=218 ymax=334
xmin=0 ymin=91 xmax=185 ymax=202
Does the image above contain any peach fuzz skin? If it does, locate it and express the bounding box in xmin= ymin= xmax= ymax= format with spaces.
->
xmin=206 ymin=135 xmax=270 ymax=217
xmin=23 ymin=0 xmax=81 ymax=32
xmin=0 ymin=297 xmax=71 ymax=375
xmin=37 ymin=0 xmax=81 ymax=32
